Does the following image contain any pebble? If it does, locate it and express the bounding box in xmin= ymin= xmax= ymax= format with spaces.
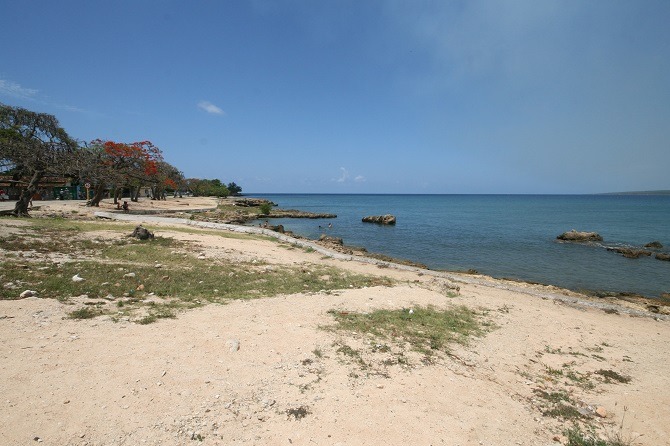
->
xmin=123 ymin=273 xmax=136 ymax=278
xmin=20 ymin=290 xmax=39 ymax=298
xmin=226 ymin=339 xmax=240 ymax=352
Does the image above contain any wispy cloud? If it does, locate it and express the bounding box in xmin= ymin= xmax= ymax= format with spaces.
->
xmin=198 ymin=100 xmax=225 ymax=115
xmin=354 ymin=175 xmax=366 ymax=182
xmin=335 ymin=167 xmax=349 ymax=183
xmin=0 ymin=79 xmax=38 ymax=99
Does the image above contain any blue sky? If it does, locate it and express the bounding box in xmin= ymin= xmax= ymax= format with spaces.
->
xmin=1 ymin=1 xmax=669 ymax=194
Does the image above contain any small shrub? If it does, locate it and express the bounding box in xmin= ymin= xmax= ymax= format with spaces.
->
xmin=259 ymin=202 xmax=272 ymax=215
xmin=595 ymin=369 xmax=631 ymax=384
xmin=68 ymin=307 xmax=98 ymax=319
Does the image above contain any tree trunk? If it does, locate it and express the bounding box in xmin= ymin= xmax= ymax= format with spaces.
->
xmin=88 ymin=185 xmax=105 ymax=207
xmin=131 ymin=186 xmax=140 ymax=202
xmin=13 ymin=170 xmax=43 ymax=217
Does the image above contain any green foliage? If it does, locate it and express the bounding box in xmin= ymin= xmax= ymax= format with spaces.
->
xmin=259 ymin=202 xmax=272 ymax=215
xmin=68 ymin=307 xmax=98 ymax=319
xmin=227 ymin=181 xmax=242 ymax=195
xmin=186 ymin=178 xmax=230 ymax=197
xmin=565 ymin=425 xmax=631 ymax=446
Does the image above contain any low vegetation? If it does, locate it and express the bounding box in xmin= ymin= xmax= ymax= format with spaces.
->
xmin=325 ymin=305 xmax=486 ymax=372
xmin=0 ymin=218 xmax=392 ymax=323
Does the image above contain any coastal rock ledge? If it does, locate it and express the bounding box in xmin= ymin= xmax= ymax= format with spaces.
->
xmin=557 ymin=230 xmax=603 ymax=242
xmin=362 ymin=214 xmax=396 ymax=225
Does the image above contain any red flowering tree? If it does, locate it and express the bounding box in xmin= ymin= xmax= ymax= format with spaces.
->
xmin=76 ymin=139 xmax=165 ymax=207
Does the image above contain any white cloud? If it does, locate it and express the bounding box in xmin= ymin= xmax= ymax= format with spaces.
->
xmin=336 ymin=167 xmax=349 ymax=183
xmin=0 ymin=79 xmax=38 ymax=99
xmin=198 ymin=100 xmax=225 ymax=115
xmin=354 ymin=175 xmax=366 ymax=182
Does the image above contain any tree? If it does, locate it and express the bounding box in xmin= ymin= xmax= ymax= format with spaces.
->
xmin=185 ymin=178 xmax=229 ymax=197
xmin=0 ymin=103 xmax=78 ymax=216
xmin=76 ymin=139 xmax=164 ymax=206
xmin=227 ymin=181 xmax=242 ymax=195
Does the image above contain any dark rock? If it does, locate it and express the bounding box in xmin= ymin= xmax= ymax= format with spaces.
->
xmin=270 ymin=224 xmax=285 ymax=234
xmin=644 ymin=241 xmax=663 ymax=249
xmin=129 ymin=225 xmax=154 ymax=240
xmin=362 ymin=214 xmax=396 ymax=225
xmin=556 ymin=230 xmax=602 ymax=242
xmin=655 ymin=253 xmax=670 ymax=261
xmin=319 ymin=234 xmax=343 ymax=245
xmin=606 ymin=247 xmax=652 ymax=259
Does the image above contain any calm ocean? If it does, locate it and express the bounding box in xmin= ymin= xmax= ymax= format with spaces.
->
xmin=252 ymin=194 xmax=670 ymax=298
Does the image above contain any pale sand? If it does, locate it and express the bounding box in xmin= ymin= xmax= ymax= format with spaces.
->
xmin=1 ymin=197 xmax=668 ymax=445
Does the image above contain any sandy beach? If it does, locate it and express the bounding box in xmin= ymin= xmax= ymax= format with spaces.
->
xmin=1 ymin=197 xmax=668 ymax=446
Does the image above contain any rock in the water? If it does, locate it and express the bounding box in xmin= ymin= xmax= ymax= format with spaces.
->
xmin=19 ymin=290 xmax=39 ymax=298
xmin=556 ymin=230 xmax=602 ymax=242
xmin=129 ymin=225 xmax=154 ymax=240
xmin=362 ymin=214 xmax=396 ymax=225
xmin=644 ymin=241 xmax=663 ymax=249
xmin=655 ymin=253 xmax=670 ymax=261
xmin=270 ymin=224 xmax=285 ymax=234
xmin=606 ymin=247 xmax=652 ymax=259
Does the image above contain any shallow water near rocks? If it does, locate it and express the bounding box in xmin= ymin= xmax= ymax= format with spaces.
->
xmin=253 ymin=194 xmax=670 ymax=298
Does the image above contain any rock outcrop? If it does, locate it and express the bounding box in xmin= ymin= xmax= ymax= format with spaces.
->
xmin=606 ymin=247 xmax=653 ymax=259
xmin=232 ymin=198 xmax=276 ymax=207
xmin=129 ymin=225 xmax=154 ymax=240
xmin=319 ymin=234 xmax=343 ymax=245
xmin=362 ymin=214 xmax=396 ymax=225
xmin=556 ymin=230 xmax=602 ymax=242
xmin=656 ymin=253 xmax=670 ymax=261
xmin=644 ymin=241 xmax=664 ymax=249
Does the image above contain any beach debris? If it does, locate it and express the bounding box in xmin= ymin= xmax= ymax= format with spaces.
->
xmin=123 ymin=272 xmax=136 ymax=278
xmin=19 ymin=290 xmax=39 ymax=298
xmin=362 ymin=214 xmax=396 ymax=225
xmin=595 ymin=406 xmax=607 ymax=418
xmin=129 ymin=225 xmax=154 ymax=240
xmin=556 ymin=229 xmax=603 ymax=242
xmin=71 ymin=274 xmax=85 ymax=282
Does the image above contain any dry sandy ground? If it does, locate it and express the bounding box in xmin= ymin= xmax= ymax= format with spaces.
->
xmin=1 ymin=198 xmax=669 ymax=446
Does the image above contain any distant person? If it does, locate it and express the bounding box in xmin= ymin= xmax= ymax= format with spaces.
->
xmin=122 ymin=201 xmax=129 ymax=213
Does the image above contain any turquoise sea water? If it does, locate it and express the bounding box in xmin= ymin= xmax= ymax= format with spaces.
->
xmin=252 ymin=194 xmax=670 ymax=298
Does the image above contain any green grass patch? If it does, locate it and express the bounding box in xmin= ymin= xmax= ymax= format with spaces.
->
xmin=327 ymin=305 xmax=483 ymax=356
xmin=68 ymin=307 xmax=99 ymax=319
xmin=1 ymin=218 xmax=392 ymax=323
xmin=565 ymin=425 xmax=632 ymax=446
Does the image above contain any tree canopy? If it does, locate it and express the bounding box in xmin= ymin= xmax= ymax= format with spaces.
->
xmin=0 ymin=103 xmax=78 ymax=215
xmin=1 ymin=103 xmax=242 ymax=213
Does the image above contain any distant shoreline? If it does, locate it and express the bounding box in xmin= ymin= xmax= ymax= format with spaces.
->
xmin=598 ymin=190 xmax=670 ymax=196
